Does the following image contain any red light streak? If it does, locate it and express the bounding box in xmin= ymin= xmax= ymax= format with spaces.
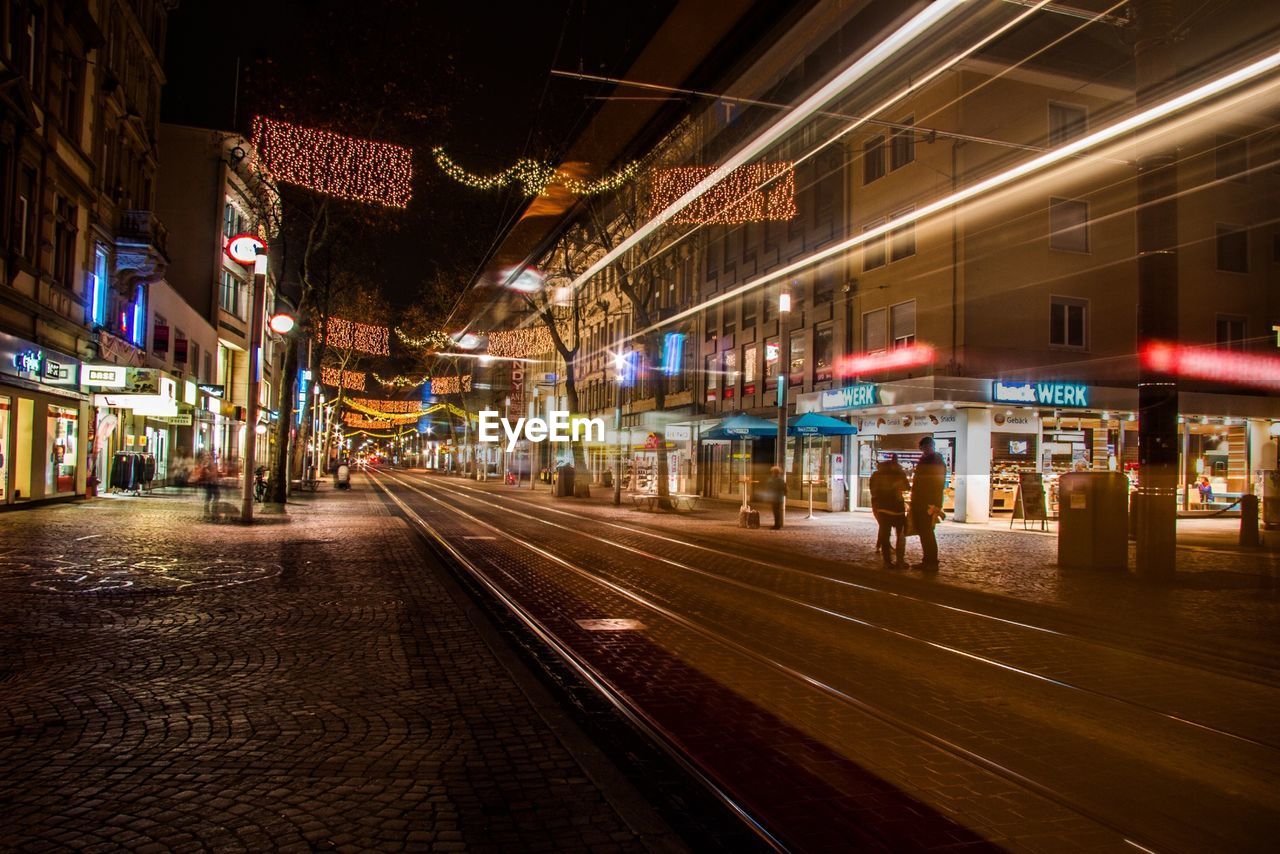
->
xmin=1140 ymin=341 xmax=1280 ymax=392
xmin=833 ymin=344 xmax=935 ymax=378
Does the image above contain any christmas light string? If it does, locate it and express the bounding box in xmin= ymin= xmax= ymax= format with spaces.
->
xmin=320 ymin=316 xmax=390 ymax=356
xmin=348 ymin=397 xmax=429 ymax=413
xmin=649 ymin=161 xmax=796 ymax=224
xmin=252 ymin=117 xmax=413 ymax=208
xmin=343 ymin=413 xmax=396 ymax=429
xmin=394 ymin=328 xmax=455 ymax=350
xmin=431 ymin=375 xmax=472 ymax=395
xmin=432 ymin=148 xmax=640 ymax=197
xmin=372 ymin=372 xmax=431 ymax=388
xmin=320 ymin=366 xmax=367 ymax=391
xmin=487 ymin=328 xmax=554 ymax=358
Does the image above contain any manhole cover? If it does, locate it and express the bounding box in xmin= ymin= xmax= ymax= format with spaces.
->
xmin=576 ymin=618 xmax=645 ymax=632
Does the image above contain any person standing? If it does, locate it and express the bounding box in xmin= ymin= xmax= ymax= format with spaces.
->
xmin=909 ymin=436 xmax=947 ymax=570
xmin=764 ymin=465 xmax=787 ymax=530
xmin=869 ymin=454 xmax=909 ymax=566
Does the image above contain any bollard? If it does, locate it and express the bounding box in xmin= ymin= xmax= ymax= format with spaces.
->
xmin=1240 ymin=494 xmax=1260 ymax=547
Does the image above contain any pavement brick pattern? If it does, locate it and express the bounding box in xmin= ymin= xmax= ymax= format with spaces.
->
xmin=0 ymin=488 xmax=651 ymax=852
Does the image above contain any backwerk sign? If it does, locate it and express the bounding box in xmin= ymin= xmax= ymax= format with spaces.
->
xmin=992 ymin=380 xmax=1089 ymax=408
xmin=820 ymin=383 xmax=878 ymax=411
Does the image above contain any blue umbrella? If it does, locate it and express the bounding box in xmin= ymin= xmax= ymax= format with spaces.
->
xmin=787 ymin=412 xmax=858 ymax=436
xmin=701 ymin=412 xmax=778 ymax=440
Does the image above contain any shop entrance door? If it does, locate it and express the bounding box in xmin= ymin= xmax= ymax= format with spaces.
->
xmin=0 ymin=395 xmax=9 ymax=503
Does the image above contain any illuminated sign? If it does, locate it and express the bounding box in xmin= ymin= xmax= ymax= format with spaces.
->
xmin=13 ymin=349 xmax=41 ymax=374
xmin=85 ymin=365 xmax=128 ymax=387
xmin=198 ymin=383 xmax=225 ymax=398
xmin=0 ymin=334 xmax=81 ymax=387
xmin=820 ymin=383 xmax=879 ymax=411
xmin=992 ymin=380 xmax=1089 ymax=408
xmin=661 ymin=332 xmax=685 ymax=376
xmin=225 ymin=233 xmax=266 ymax=266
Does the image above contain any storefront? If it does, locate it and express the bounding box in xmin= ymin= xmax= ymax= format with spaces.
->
xmin=86 ymin=366 xmax=182 ymax=493
xmin=801 ymin=376 xmax=1279 ymax=523
xmin=0 ymin=332 xmax=88 ymax=506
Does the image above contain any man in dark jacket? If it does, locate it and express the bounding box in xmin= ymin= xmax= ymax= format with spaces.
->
xmin=909 ymin=436 xmax=947 ymax=570
xmin=869 ymin=454 xmax=909 ymax=566
xmin=763 ymin=466 xmax=787 ymax=529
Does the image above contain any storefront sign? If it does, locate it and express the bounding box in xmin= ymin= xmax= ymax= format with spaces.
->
xmin=0 ymin=333 xmax=82 ymax=388
xmin=84 ymin=365 xmax=128 ymax=387
xmin=992 ymin=380 xmax=1089 ymax=408
xmin=666 ymin=425 xmax=692 ymax=441
xmin=820 ymin=383 xmax=878 ymax=411
xmin=151 ymin=414 xmax=193 ymax=426
xmin=198 ymin=383 xmax=225 ymax=398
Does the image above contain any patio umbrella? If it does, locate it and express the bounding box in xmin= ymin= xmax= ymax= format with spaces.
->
xmin=787 ymin=412 xmax=857 ymax=518
xmin=701 ymin=413 xmax=777 ymax=510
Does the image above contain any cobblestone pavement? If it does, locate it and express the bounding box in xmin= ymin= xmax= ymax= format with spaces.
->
xmin=375 ymin=468 xmax=1280 ymax=852
xmin=0 ymin=486 xmax=675 ymax=852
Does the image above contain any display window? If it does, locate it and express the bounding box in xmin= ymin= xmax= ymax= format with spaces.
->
xmin=47 ymin=405 xmax=78 ymax=494
xmin=0 ymin=395 xmax=9 ymax=502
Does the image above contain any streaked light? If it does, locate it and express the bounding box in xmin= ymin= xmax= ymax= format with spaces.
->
xmin=834 ymin=344 xmax=936 ymax=378
xmin=1141 ymin=340 xmax=1280 ymax=392
xmin=778 ymin=292 xmax=791 ymax=313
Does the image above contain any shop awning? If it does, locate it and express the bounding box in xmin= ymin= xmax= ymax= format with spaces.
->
xmin=701 ymin=412 xmax=778 ymax=440
xmin=788 ymin=412 xmax=858 ymax=436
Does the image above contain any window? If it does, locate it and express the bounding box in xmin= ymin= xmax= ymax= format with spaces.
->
xmin=189 ymin=340 xmax=199 ymax=376
xmin=16 ymin=165 xmax=36 ymax=261
xmin=863 ymin=308 xmax=887 ymax=354
xmin=704 ymin=354 xmax=718 ymax=401
xmin=1215 ymin=136 xmax=1248 ymax=183
xmin=152 ymin=313 xmax=169 ymax=354
xmin=764 ymin=335 xmax=780 ymax=387
xmin=814 ymin=323 xmax=834 ymax=382
xmin=741 ymin=291 xmax=757 ymax=328
xmin=220 ymin=270 xmax=243 ymax=317
xmin=1049 ymin=198 xmax=1089 ymax=253
xmin=789 ymin=330 xmax=806 ymax=385
xmin=90 ymin=244 xmax=109 ymax=326
xmin=763 ymin=281 xmax=779 ymax=323
xmin=1216 ymin=224 xmax=1248 ymax=273
xmin=1048 ymin=102 xmax=1087 ymax=146
xmin=60 ymin=56 xmax=83 ymax=141
xmin=890 ymin=117 xmax=914 ymax=170
xmin=723 ymin=348 xmax=737 ymax=399
xmin=889 ymin=209 xmax=915 ymax=261
xmin=743 ymin=343 xmax=758 ymax=394
xmin=204 ymin=352 xmax=213 ymax=386
xmin=52 ymin=196 xmax=77 ymax=287
xmin=23 ymin=9 xmax=39 ymax=89
xmin=1216 ymin=316 xmax=1246 ymax=352
xmin=891 ymin=301 xmax=916 ymax=348
xmin=863 ymin=135 xmax=885 ymax=184
xmin=1050 ymin=297 xmax=1087 ymax=349
xmin=223 ymin=202 xmax=237 ymax=239
xmin=130 ymin=285 xmax=146 ymax=347
xmin=863 ymin=220 xmax=886 ymax=271
xmin=723 ymin=297 xmax=736 ymax=337
xmin=814 ymin=271 xmax=834 ymax=305
xmin=705 ymin=305 xmax=717 ymax=341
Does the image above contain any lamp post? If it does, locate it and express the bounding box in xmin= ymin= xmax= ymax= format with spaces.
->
xmin=775 ymin=287 xmax=792 ymax=527
xmin=614 ymin=350 xmax=627 ymax=506
xmin=240 ymin=249 xmax=269 ymax=522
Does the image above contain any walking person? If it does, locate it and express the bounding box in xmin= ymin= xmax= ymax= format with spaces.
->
xmin=764 ymin=465 xmax=787 ymax=530
xmin=909 ymin=436 xmax=947 ymax=571
xmin=869 ymin=454 xmax=909 ymax=567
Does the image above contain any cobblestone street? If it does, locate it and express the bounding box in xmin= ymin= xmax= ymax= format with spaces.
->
xmin=0 ymin=487 xmax=672 ymax=852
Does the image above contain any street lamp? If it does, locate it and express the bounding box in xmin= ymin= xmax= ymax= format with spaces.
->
xmin=241 ymin=249 xmax=269 ymax=522
xmin=613 ymin=350 xmax=627 ymax=506
xmin=776 ymin=286 xmax=792 ymax=528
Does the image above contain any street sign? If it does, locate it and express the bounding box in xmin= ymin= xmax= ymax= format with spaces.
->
xmin=225 ymin=233 xmax=266 ymax=266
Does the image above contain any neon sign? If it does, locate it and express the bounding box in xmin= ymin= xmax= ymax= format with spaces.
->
xmin=13 ymin=349 xmax=42 ymax=374
xmin=820 ymin=384 xmax=878 ymax=411
xmin=992 ymin=381 xmax=1089 ymax=407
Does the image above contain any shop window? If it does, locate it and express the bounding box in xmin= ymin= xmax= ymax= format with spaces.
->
xmin=723 ymin=348 xmax=738 ymax=400
xmin=890 ymin=209 xmax=915 ymax=261
xmin=863 ymin=220 xmax=886 ymax=271
xmin=789 ymin=330 xmax=806 ymax=386
xmin=1050 ymin=297 xmax=1088 ymax=349
xmin=863 ymin=308 xmax=887 ymax=354
xmin=1048 ymin=102 xmax=1087 ymax=146
xmin=220 ymin=270 xmax=243 ymax=317
xmin=743 ymin=343 xmax=758 ymax=395
xmin=891 ymin=301 xmax=916 ymax=348
xmin=47 ymin=405 xmax=78 ymax=495
xmin=1215 ymin=136 xmax=1248 ymax=183
xmin=814 ymin=323 xmax=833 ymax=382
xmin=764 ymin=335 xmax=780 ymax=387
xmin=52 ymin=196 xmax=77 ymax=287
xmin=1216 ymin=224 xmax=1248 ymax=273
xmin=0 ymin=395 xmax=9 ymax=502
xmin=863 ymin=135 xmax=885 ymax=184
xmin=704 ymin=354 xmax=718 ymax=401
xmin=1215 ymin=316 xmax=1246 ymax=352
xmin=890 ymin=117 xmax=915 ymax=170
xmin=1049 ymin=198 xmax=1089 ymax=252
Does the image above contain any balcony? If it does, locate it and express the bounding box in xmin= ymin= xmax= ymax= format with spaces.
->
xmin=115 ymin=209 xmax=169 ymax=289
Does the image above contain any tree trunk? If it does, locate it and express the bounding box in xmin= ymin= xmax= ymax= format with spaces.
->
xmin=646 ymin=333 xmax=672 ymax=510
xmin=564 ymin=363 xmax=590 ymax=497
xmin=268 ymin=337 xmax=300 ymax=504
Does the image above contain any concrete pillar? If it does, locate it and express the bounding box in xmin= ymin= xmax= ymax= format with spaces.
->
xmin=953 ymin=406 xmax=992 ymax=524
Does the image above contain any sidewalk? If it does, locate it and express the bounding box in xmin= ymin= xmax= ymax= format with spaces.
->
xmin=0 ymin=484 xmax=678 ymax=851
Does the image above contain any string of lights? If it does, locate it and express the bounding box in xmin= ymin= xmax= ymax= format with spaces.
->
xmin=252 ymin=117 xmax=413 ymax=208
xmin=320 ymin=316 xmax=391 ymax=355
xmin=394 ymin=327 xmax=455 ymax=350
xmin=487 ymin=328 xmax=554 ymax=358
xmin=649 ymin=161 xmax=796 ymax=224
xmin=431 ymin=375 xmax=471 ymax=395
xmin=432 ymin=147 xmax=640 ymax=197
xmin=320 ymin=366 xmax=367 ymax=391
xmin=372 ymin=372 xmax=431 ymax=388
xmin=348 ymin=397 xmax=428 ymax=413
xmin=342 ymin=413 xmax=395 ymax=429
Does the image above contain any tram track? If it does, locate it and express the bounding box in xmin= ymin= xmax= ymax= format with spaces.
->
xmin=369 ymin=467 xmax=1280 ymax=851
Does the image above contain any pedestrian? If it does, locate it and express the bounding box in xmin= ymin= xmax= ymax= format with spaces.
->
xmin=1197 ymin=476 xmax=1214 ymax=503
xmin=869 ymin=453 xmax=909 ymax=567
xmin=909 ymin=436 xmax=947 ymax=571
xmin=764 ymin=465 xmax=787 ymax=530
xmin=195 ymin=452 xmax=220 ymax=518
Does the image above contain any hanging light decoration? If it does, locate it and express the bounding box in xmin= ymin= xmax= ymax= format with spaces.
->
xmin=487 ymin=328 xmax=554 ymax=358
xmin=432 ymin=147 xmax=640 ymax=197
xmin=343 ymin=413 xmax=395 ymax=429
xmin=431 ymin=375 xmax=472 ymax=395
xmin=348 ymin=397 xmax=429 ymax=413
xmin=320 ymin=316 xmax=390 ymax=355
xmin=648 ymin=161 xmax=797 ymax=224
xmin=372 ymin=372 xmax=430 ymax=389
xmin=252 ymin=117 xmax=413 ymax=208
xmin=320 ymin=366 xmax=366 ymax=391
xmin=394 ymin=328 xmax=455 ymax=350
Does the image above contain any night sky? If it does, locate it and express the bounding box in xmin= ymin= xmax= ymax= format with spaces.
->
xmin=162 ymin=1 xmax=675 ymax=307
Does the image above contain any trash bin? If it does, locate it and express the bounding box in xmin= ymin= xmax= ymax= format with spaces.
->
xmin=828 ymin=478 xmax=846 ymax=512
xmin=555 ymin=463 xmax=575 ymax=497
xmin=1058 ymin=471 xmax=1129 ymax=570
xmin=602 ymin=469 xmax=613 ymax=487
